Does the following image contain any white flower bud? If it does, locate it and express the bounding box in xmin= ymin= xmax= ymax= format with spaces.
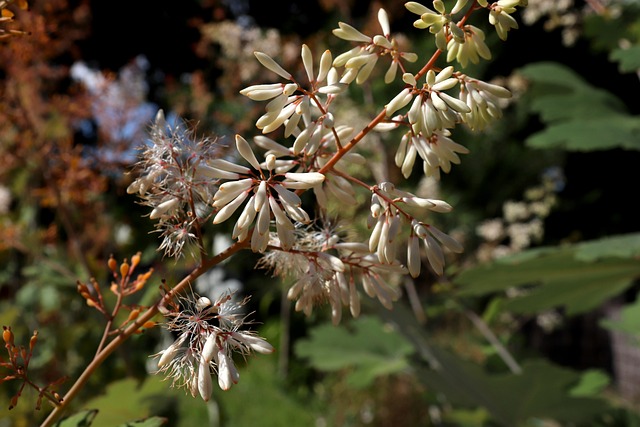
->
xmin=332 ymin=22 xmax=372 ymax=43
xmin=213 ymin=190 xmax=250 ymax=224
xmin=150 ymin=197 xmax=180 ymax=220
xmin=202 ymin=332 xmax=217 ymax=365
xmin=284 ymin=172 xmax=325 ymax=186
xmin=198 ymin=359 xmax=212 ymax=401
xmin=254 ymin=52 xmax=291 ymax=80
xmin=378 ymin=8 xmax=391 ymax=35
xmin=233 ymin=332 xmax=275 ymax=354
xmin=386 ymin=88 xmax=413 ymax=117
xmin=235 ymin=135 xmax=262 ymax=170
xmin=301 ymin=44 xmax=314 ymax=82
xmin=408 ymin=235 xmax=421 ymax=278
xmin=157 ymin=336 xmax=183 ymax=368
xmin=317 ymin=50 xmax=332 ymax=83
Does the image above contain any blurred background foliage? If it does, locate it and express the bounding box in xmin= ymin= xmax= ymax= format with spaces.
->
xmin=1 ymin=0 xmax=640 ymax=426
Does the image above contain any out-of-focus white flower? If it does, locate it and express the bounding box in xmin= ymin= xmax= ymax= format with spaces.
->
xmin=476 ymin=218 xmax=505 ymax=242
xmin=0 ymin=186 xmax=11 ymax=215
xmin=153 ymin=290 xmax=274 ymax=397
xmin=503 ymin=200 xmax=530 ymax=223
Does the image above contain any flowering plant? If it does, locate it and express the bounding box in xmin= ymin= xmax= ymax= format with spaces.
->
xmin=3 ymin=1 xmax=532 ymax=425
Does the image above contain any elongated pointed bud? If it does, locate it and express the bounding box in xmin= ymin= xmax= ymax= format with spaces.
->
xmin=254 ymin=52 xmax=291 ymax=80
xmin=301 ymin=44 xmax=314 ymax=82
xmin=108 ymin=255 xmax=117 ymax=272
xmin=198 ymin=359 xmax=213 ymax=401
xmin=29 ymin=330 xmax=38 ymax=352
xmin=235 ymin=135 xmax=262 ymax=170
xmin=126 ymin=308 xmax=140 ymax=323
xmin=3 ymin=326 xmax=14 ymax=346
xmin=120 ymin=260 xmax=130 ymax=278
xmin=131 ymin=252 xmax=141 ymax=270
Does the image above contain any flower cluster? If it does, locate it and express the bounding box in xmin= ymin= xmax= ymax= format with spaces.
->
xmin=382 ymin=66 xmax=511 ymax=179
xmin=366 ymin=182 xmax=463 ymax=276
xmin=258 ymin=223 xmax=406 ymax=325
xmin=126 ymin=1 xmax=529 ymax=401
xmin=210 ymin=135 xmax=325 ymax=253
xmin=332 ymin=9 xmax=418 ymax=85
xmin=154 ymin=291 xmax=274 ymax=398
xmin=127 ymin=110 xmax=220 ymax=257
xmin=406 ymin=1 xmax=527 ymax=64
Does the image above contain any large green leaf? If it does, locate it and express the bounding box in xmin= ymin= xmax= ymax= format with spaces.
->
xmin=380 ymin=305 xmax=611 ymax=426
xmin=526 ymin=116 xmax=640 ymax=151
xmin=455 ymin=233 xmax=640 ymax=316
xmin=417 ymin=354 xmax=610 ymax=426
xmin=54 ymin=410 xmax=98 ymax=427
xmin=518 ymin=62 xmax=640 ymax=151
xmin=295 ymin=315 xmax=414 ymax=388
xmin=575 ymin=233 xmax=640 ymax=261
xmin=80 ymin=375 xmax=209 ymax=427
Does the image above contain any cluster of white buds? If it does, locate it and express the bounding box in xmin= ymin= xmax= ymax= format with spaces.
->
xmin=380 ymin=69 xmax=512 ymax=178
xmin=258 ymin=225 xmax=406 ymax=325
xmin=332 ymin=9 xmax=418 ymax=84
xmin=487 ymin=0 xmax=528 ymax=40
xmin=446 ymin=25 xmax=491 ymax=68
xmin=366 ymin=182 xmax=463 ymax=276
xmin=382 ymin=67 xmax=474 ymax=179
xmin=127 ymin=110 xmax=219 ymax=257
xmin=458 ymin=75 xmax=513 ymax=131
xmin=406 ymin=1 xmax=462 ymax=51
xmin=210 ymin=135 xmax=324 ymax=253
xmin=394 ymin=130 xmax=469 ymax=180
xmin=154 ymin=291 xmax=274 ymax=399
xmin=406 ymin=1 xmax=526 ymax=63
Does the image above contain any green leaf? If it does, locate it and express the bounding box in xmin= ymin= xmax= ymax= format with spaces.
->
xmin=295 ymin=316 xmax=414 ymax=388
xmin=610 ymin=45 xmax=640 ymax=73
xmin=575 ymin=233 xmax=640 ymax=261
xmin=455 ymin=234 xmax=640 ymax=316
xmin=526 ymin=116 xmax=640 ymax=151
xmin=518 ymin=62 xmax=640 ymax=151
xmin=116 ymin=417 xmax=167 ymax=427
xmin=54 ymin=410 xmax=98 ymax=427
xmin=381 ymin=304 xmax=611 ymax=426
xmin=418 ymin=354 xmax=610 ymax=426
xmin=600 ymin=293 xmax=640 ymax=337
xmin=80 ymin=376 xmax=198 ymax=427
xmin=569 ymin=369 xmax=611 ymax=397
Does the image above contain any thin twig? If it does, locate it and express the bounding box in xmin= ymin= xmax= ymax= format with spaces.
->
xmin=464 ymin=308 xmax=522 ymax=374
